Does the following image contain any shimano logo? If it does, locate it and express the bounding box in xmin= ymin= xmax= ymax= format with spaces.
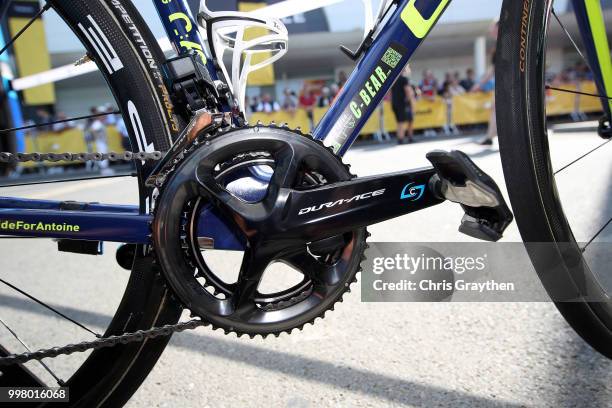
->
xmin=299 ymin=189 xmax=386 ymax=216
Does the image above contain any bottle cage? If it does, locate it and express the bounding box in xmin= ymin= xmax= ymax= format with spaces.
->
xmin=198 ymin=2 xmax=288 ymax=113
xmin=363 ymin=0 xmax=393 ymax=36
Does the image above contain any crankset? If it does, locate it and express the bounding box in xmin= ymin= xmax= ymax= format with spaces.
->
xmin=152 ymin=125 xmax=513 ymax=337
xmin=153 ymin=126 xmax=369 ymax=337
xmin=0 ymin=128 xmax=514 ymax=365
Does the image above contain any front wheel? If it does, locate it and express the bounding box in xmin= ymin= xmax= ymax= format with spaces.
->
xmin=497 ymin=0 xmax=612 ymax=358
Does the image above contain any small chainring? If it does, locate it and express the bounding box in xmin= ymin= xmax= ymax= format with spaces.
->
xmin=152 ymin=126 xmax=368 ymax=337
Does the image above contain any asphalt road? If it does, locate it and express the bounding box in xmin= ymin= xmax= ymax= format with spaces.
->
xmin=0 ymin=128 xmax=610 ymax=407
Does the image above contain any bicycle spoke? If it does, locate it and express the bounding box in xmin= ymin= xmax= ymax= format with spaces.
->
xmin=0 ymin=2 xmax=51 ymax=57
xmin=0 ymin=317 xmax=65 ymax=385
xmin=554 ymin=139 xmax=611 ymax=175
xmin=582 ymin=218 xmax=612 ymax=252
xmin=0 ymin=278 xmax=101 ymax=338
xmin=0 ymin=111 xmax=120 ymax=135
xmin=546 ymin=85 xmax=612 ymax=101
xmin=552 ymin=8 xmax=590 ymax=70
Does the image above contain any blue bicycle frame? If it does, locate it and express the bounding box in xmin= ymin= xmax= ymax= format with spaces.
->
xmin=0 ymin=0 xmax=609 ymax=249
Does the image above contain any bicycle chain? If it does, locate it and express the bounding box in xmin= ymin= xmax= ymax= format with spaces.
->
xmin=0 ymin=148 xmax=168 ymax=366
xmin=0 ymin=151 xmax=163 ymax=163
xmin=0 ymin=319 xmax=208 ymax=366
xmin=0 ymin=121 xmax=366 ymax=366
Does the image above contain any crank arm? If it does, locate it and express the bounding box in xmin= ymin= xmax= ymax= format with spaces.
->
xmin=278 ymin=167 xmax=444 ymax=242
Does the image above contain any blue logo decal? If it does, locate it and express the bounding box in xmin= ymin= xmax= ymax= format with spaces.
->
xmin=400 ymin=183 xmax=425 ymax=202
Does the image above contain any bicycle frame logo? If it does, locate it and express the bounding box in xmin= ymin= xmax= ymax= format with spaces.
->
xmin=400 ymin=183 xmax=426 ymax=202
xmin=401 ymin=0 xmax=450 ymax=39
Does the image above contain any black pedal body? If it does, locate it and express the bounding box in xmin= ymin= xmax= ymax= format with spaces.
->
xmin=427 ymin=150 xmax=514 ymax=242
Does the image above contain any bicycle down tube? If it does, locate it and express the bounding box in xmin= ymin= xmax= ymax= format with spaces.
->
xmin=315 ymin=0 xmax=451 ymax=155
xmin=571 ymin=0 xmax=612 ymax=120
xmin=0 ymin=0 xmax=454 ymax=246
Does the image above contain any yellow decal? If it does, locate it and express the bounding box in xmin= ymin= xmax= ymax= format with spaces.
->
xmin=168 ymin=12 xmax=206 ymax=64
xmin=401 ymin=0 xmax=450 ymax=39
xmin=0 ymin=220 xmax=81 ymax=233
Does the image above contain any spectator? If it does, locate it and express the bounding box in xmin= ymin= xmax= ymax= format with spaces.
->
xmin=453 ymin=71 xmax=461 ymax=83
xmin=447 ymin=76 xmax=466 ymax=97
xmin=460 ymin=68 xmax=476 ymax=92
xmin=441 ymin=77 xmax=464 ymax=135
xmin=282 ymin=88 xmax=298 ymax=112
xmin=103 ymin=103 xmax=117 ymax=126
xmin=318 ymin=86 xmax=333 ymax=107
xmin=299 ymin=88 xmax=316 ymax=130
xmin=35 ymin=109 xmax=53 ymax=132
xmin=85 ymin=106 xmax=113 ymax=175
xmin=116 ymin=116 xmax=131 ymax=150
xmin=250 ymin=96 xmax=260 ymax=113
xmin=391 ymin=65 xmax=416 ymax=144
xmin=420 ymin=70 xmax=438 ymax=101
xmin=472 ymin=20 xmax=499 ymax=145
xmin=330 ymin=83 xmax=340 ymax=99
xmin=52 ymin=112 xmax=76 ymax=132
xmin=439 ymin=72 xmax=453 ymax=96
xmin=256 ymin=93 xmax=281 ymax=113
xmin=337 ymin=71 xmax=348 ymax=88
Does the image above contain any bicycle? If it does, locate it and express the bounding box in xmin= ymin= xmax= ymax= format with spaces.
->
xmin=0 ymin=0 xmax=608 ymax=406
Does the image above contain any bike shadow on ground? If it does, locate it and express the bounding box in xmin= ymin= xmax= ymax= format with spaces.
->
xmin=0 ymin=292 xmax=521 ymax=407
xmin=3 ymin=293 xmax=612 ymax=406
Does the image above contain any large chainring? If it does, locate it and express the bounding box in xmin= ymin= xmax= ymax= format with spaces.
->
xmin=152 ymin=126 xmax=368 ymax=337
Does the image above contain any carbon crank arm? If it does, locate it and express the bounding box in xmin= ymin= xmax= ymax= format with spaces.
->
xmin=280 ymin=150 xmax=513 ymax=243
xmin=280 ymin=167 xmax=443 ymax=241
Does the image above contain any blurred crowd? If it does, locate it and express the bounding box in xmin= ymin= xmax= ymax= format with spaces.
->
xmin=247 ymin=68 xmax=487 ymax=116
xmin=13 ymin=62 xmax=594 ymax=177
xmin=246 ymin=68 xmax=490 ymax=139
xmin=246 ymin=61 xmax=593 ymax=143
xmin=23 ymin=104 xmax=128 ymax=175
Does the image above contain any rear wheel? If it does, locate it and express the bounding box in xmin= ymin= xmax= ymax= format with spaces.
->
xmin=0 ymin=0 xmax=183 ymax=405
xmin=497 ymin=0 xmax=612 ymax=358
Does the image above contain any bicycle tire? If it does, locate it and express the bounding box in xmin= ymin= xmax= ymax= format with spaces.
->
xmin=496 ymin=0 xmax=612 ymax=359
xmin=1 ymin=1 xmax=183 ymax=406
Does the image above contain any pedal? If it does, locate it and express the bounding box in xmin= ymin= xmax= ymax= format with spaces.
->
xmin=426 ymin=150 xmax=513 ymax=242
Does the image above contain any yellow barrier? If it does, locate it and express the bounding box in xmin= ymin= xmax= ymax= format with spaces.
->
xmin=452 ymin=92 xmax=493 ymax=125
xmin=250 ymin=97 xmax=455 ymax=134
xmin=580 ymin=81 xmax=605 ymax=113
xmin=17 ymin=81 xmax=607 ymax=168
xmin=249 ymin=81 xmax=602 ymax=135
xmin=22 ymin=126 xmax=124 ymax=168
xmin=546 ymin=84 xmax=577 ymax=116
xmin=413 ymin=97 xmax=447 ymax=129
